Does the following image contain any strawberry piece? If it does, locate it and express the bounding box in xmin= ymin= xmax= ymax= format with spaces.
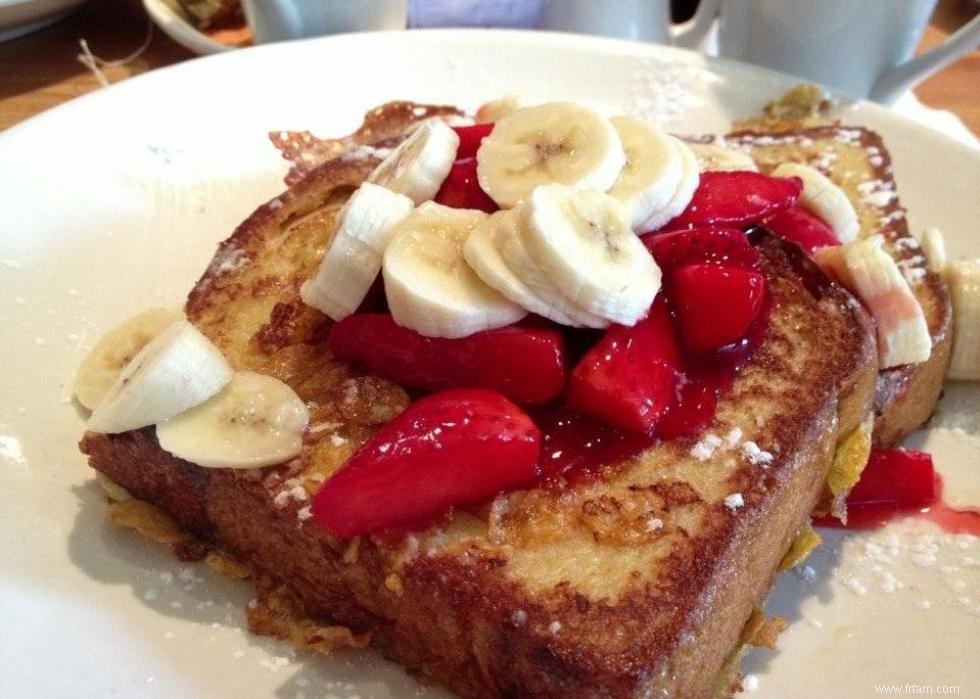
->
xmin=453 ymin=123 xmax=494 ymax=159
xmin=672 ymin=264 xmax=767 ymax=352
xmin=311 ymin=389 xmax=540 ymax=537
xmin=434 ymin=157 xmax=498 ymax=213
xmin=663 ymin=171 xmax=802 ymax=230
xmin=567 ymin=300 xmax=680 ymax=434
xmin=329 ymin=314 xmax=566 ymax=404
xmin=847 ymin=449 xmax=937 ymax=508
xmin=643 ymin=228 xmax=761 ymax=272
xmin=765 ymin=205 xmax=839 ymax=254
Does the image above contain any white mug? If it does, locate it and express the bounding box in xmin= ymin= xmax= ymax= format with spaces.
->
xmin=715 ymin=0 xmax=980 ymax=104
xmin=539 ymin=0 xmax=720 ymax=48
xmin=242 ymin=0 xmax=408 ymax=44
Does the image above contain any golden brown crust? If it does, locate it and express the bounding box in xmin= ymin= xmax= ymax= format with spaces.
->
xmin=720 ymin=126 xmax=953 ymax=446
xmin=269 ymin=101 xmax=462 ymax=186
xmin=79 ymin=102 xmax=881 ymax=698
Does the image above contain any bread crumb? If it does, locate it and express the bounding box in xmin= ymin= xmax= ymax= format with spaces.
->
xmin=342 ymin=536 xmax=361 ymax=564
xmin=548 ymin=620 xmax=562 ymax=635
xmin=107 ymin=499 xmax=189 ymax=545
xmin=205 ymin=551 xmax=252 ymax=580
xmin=384 ymin=574 xmax=404 ymax=596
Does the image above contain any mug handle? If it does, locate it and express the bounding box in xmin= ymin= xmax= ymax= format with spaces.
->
xmin=870 ymin=14 xmax=980 ymax=104
xmin=670 ymin=0 xmax=721 ymax=49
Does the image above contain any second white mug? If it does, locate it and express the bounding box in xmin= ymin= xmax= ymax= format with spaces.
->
xmin=715 ymin=0 xmax=980 ymax=103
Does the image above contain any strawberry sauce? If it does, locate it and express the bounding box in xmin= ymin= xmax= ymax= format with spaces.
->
xmin=814 ymin=477 xmax=980 ymax=536
xmin=532 ymin=404 xmax=654 ymax=486
xmin=813 ymin=450 xmax=980 ymax=536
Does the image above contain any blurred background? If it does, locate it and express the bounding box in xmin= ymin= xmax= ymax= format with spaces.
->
xmin=0 ymin=0 xmax=976 ymax=134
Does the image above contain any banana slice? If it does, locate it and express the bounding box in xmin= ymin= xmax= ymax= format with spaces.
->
xmin=920 ymin=227 xmax=948 ymax=274
xmin=475 ymin=95 xmax=537 ymax=124
xmin=476 ymin=102 xmax=626 ymax=208
xmin=156 ymin=371 xmax=309 ymax=469
xmin=87 ymin=320 xmax=234 ymax=434
xmin=947 ymin=259 xmax=980 ymax=380
xmin=468 ymin=209 xmax=605 ymax=327
xmin=73 ymin=307 xmax=183 ymax=410
xmin=637 ymin=136 xmax=700 ymax=231
xmin=367 ymin=119 xmax=459 ymax=204
xmin=607 ymin=116 xmax=684 ymax=230
xmin=463 ymin=211 xmax=581 ymax=326
xmin=772 ymin=163 xmax=859 ymax=243
xmin=815 ymin=235 xmax=931 ymax=368
xmin=300 ymin=183 xmax=413 ymax=321
xmin=383 ymin=202 xmax=527 ymax=338
xmin=518 ymin=184 xmax=661 ymax=325
xmin=688 ymin=142 xmax=758 ymax=172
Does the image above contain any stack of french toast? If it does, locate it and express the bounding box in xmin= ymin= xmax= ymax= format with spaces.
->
xmin=76 ymin=87 xmax=963 ymax=698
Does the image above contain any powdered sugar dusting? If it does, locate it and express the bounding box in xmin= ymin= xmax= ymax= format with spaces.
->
xmin=856 ymin=179 xmax=897 ymax=208
xmin=627 ymin=56 xmax=705 ymax=128
xmin=896 ymin=255 xmax=927 ymax=285
xmin=831 ymin=527 xmax=980 ymax=616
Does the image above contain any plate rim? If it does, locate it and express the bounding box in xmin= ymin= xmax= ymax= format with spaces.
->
xmin=2 ymin=28 xmax=978 ymax=164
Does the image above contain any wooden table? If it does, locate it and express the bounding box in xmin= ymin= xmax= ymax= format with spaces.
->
xmin=0 ymin=0 xmax=977 ymax=134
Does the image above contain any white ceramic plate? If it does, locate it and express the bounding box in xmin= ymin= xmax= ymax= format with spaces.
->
xmin=0 ymin=30 xmax=977 ymax=699
xmin=0 ymin=0 xmax=86 ymax=41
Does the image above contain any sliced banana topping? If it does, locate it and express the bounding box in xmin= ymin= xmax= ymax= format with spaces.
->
xmin=476 ymin=102 xmax=626 ymax=208
xmin=518 ymin=184 xmax=661 ymax=325
xmin=300 ymin=183 xmax=413 ymax=321
xmin=637 ymin=136 xmax=700 ymax=232
xmin=816 ymin=235 xmax=931 ymax=368
xmin=87 ymin=320 xmax=234 ymax=434
xmin=607 ymin=116 xmax=684 ymax=230
xmin=73 ymin=307 xmax=183 ymax=410
xmin=383 ymin=202 xmax=527 ymax=338
xmin=463 ymin=211 xmax=581 ymax=326
xmin=920 ymin=227 xmax=948 ymax=274
xmin=946 ymin=259 xmax=980 ymax=381
xmin=495 ymin=210 xmax=608 ymax=328
xmin=475 ymin=95 xmax=538 ymax=124
xmin=772 ymin=162 xmax=859 ymax=243
xmin=688 ymin=142 xmax=759 ymax=172
xmin=367 ymin=119 xmax=459 ymax=204
xmin=156 ymin=371 xmax=309 ymax=469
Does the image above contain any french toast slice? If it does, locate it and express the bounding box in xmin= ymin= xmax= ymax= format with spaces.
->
xmin=80 ymin=103 xmax=878 ymax=698
xmin=716 ymin=126 xmax=953 ymax=446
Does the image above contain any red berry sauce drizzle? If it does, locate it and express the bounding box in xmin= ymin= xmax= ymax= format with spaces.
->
xmin=813 ymin=449 xmax=980 ymax=536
